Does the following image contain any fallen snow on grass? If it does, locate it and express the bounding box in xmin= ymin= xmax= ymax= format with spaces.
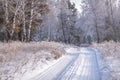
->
xmin=92 ymin=41 xmax=120 ymax=80
xmin=0 ymin=41 xmax=68 ymax=80
xmin=18 ymin=56 xmax=65 ymax=80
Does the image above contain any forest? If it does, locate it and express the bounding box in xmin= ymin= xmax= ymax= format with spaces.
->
xmin=0 ymin=0 xmax=120 ymax=80
xmin=0 ymin=0 xmax=120 ymax=44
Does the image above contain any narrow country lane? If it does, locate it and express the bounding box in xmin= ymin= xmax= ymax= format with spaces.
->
xmin=29 ymin=48 xmax=102 ymax=80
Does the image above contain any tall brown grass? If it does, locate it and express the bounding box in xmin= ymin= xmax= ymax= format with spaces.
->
xmin=0 ymin=41 xmax=67 ymax=80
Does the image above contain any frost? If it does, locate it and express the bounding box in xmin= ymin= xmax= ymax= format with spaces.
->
xmin=92 ymin=41 xmax=120 ymax=80
xmin=0 ymin=41 xmax=67 ymax=80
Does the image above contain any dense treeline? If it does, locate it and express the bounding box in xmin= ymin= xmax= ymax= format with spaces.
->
xmin=0 ymin=0 xmax=79 ymax=44
xmin=78 ymin=0 xmax=120 ymax=43
xmin=0 ymin=0 xmax=120 ymax=44
xmin=0 ymin=0 xmax=49 ymax=41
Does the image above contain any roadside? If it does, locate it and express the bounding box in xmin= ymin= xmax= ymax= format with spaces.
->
xmin=92 ymin=41 xmax=120 ymax=80
xmin=0 ymin=41 xmax=73 ymax=80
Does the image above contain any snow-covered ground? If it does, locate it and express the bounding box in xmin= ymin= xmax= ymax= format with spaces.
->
xmin=0 ymin=41 xmax=113 ymax=80
xmin=92 ymin=41 xmax=120 ymax=80
xmin=0 ymin=41 xmax=70 ymax=80
xmin=29 ymin=47 xmax=106 ymax=80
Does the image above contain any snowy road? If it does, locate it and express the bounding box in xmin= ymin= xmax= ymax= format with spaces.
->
xmin=29 ymin=48 xmax=102 ymax=80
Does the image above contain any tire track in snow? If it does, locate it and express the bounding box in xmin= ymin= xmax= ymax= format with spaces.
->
xmin=62 ymin=53 xmax=82 ymax=80
xmin=29 ymin=48 xmax=103 ymax=80
xmin=55 ymin=53 xmax=80 ymax=80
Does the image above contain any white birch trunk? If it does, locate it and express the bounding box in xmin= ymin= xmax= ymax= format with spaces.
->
xmin=4 ymin=0 xmax=9 ymax=25
xmin=11 ymin=5 xmax=21 ymax=39
xmin=22 ymin=0 xmax=26 ymax=41
xmin=28 ymin=1 xmax=34 ymax=41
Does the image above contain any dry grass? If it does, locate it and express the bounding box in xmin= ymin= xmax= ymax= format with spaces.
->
xmin=0 ymin=41 xmax=66 ymax=62
xmin=92 ymin=41 xmax=120 ymax=80
xmin=0 ymin=41 xmax=67 ymax=80
xmin=92 ymin=41 xmax=120 ymax=59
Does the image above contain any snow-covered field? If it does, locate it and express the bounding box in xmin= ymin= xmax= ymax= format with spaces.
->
xmin=92 ymin=41 xmax=120 ymax=80
xmin=0 ymin=41 xmax=70 ymax=80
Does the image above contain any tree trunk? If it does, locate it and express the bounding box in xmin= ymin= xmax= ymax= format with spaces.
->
xmin=48 ymin=23 xmax=51 ymax=41
xmin=94 ymin=12 xmax=100 ymax=43
xmin=10 ymin=13 xmax=17 ymax=40
xmin=109 ymin=0 xmax=117 ymax=41
xmin=106 ymin=0 xmax=117 ymax=41
xmin=28 ymin=1 xmax=34 ymax=41
xmin=22 ymin=0 xmax=26 ymax=41
xmin=90 ymin=0 xmax=100 ymax=43
xmin=10 ymin=3 xmax=21 ymax=40
xmin=4 ymin=0 xmax=9 ymax=41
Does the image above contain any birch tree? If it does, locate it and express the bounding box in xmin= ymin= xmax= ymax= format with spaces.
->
xmin=27 ymin=0 xmax=49 ymax=41
xmin=10 ymin=0 xmax=21 ymax=40
xmin=20 ymin=0 xmax=26 ymax=41
xmin=2 ymin=0 xmax=9 ymax=41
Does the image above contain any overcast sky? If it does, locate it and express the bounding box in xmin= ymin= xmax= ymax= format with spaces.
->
xmin=70 ymin=0 xmax=82 ymax=12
